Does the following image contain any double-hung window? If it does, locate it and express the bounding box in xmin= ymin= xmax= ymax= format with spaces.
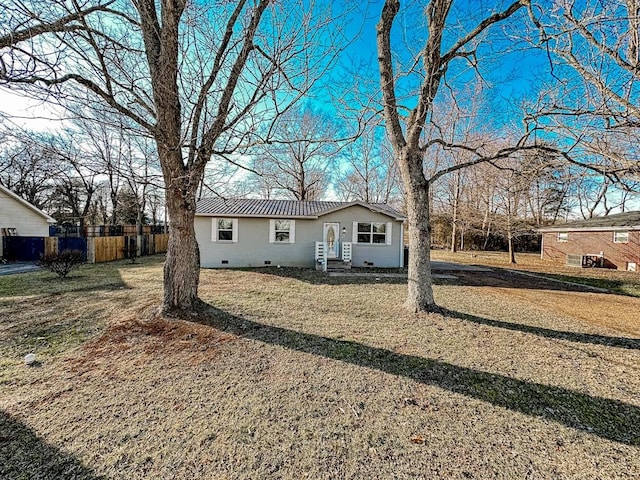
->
xmin=269 ymin=219 xmax=295 ymax=243
xmin=353 ymin=222 xmax=391 ymax=244
xmin=212 ymin=218 xmax=238 ymax=242
xmin=614 ymin=231 xmax=629 ymax=243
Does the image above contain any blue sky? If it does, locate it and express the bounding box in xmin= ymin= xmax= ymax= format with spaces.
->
xmin=308 ymin=1 xmax=558 ymax=135
xmin=0 ymin=0 xmax=637 ymax=212
xmin=0 ymin=1 xmax=634 ymax=168
xmin=0 ymin=1 xmax=552 ymax=135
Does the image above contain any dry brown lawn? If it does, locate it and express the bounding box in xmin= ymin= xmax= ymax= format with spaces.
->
xmin=1 ymin=254 xmax=639 ymax=479
xmin=432 ymin=250 xmax=640 ymax=297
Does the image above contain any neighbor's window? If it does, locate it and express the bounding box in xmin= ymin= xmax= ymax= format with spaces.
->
xmin=357 ymin=222 xmax=386 ymax=244
xmin=212 ymin=218 xmax=238 ymax=242
xmin=557 ymin=232 xmax=568 ymax=242
xmin=269 ymin=219 xmax=295 ymax=243
xmin=614 ymin=231 xmax=629 ymax=243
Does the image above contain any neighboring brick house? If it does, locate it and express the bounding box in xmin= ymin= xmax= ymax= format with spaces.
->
xmin=539 ymin=211 xmax=640 ymax=271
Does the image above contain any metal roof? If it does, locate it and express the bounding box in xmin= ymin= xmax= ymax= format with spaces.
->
xmin=195 ymin=198 xmax=406 ymax=220
xmin=539 ymin=211 xmax=640 ymax=232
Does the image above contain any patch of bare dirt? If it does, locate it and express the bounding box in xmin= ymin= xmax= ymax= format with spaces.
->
xmin=66 ymin=312 xmax=240 ymax=378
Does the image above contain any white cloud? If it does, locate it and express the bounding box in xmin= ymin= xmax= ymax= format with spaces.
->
xmin=0 ymin=88 xmax=67 ymax=132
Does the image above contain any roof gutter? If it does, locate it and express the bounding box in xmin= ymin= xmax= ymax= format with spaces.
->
xmin=194 ymin=213 xmax=320 ymax=220
xmin=539 ymin=226 xmax=640 ymax=232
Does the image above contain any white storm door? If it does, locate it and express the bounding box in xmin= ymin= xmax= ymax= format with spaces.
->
xmin=323 ymin=222 xmax=340 ymax=259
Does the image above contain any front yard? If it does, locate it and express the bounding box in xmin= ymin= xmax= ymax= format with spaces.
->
xmin=1 ymin=255 xmax=639 ymax=478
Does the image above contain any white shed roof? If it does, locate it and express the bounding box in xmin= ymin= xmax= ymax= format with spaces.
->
xmin=0 ymin=184 xmax=56 ymax=223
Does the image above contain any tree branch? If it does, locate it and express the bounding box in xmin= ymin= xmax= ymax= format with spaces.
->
xmin=376 ymin=0 xmax=406 ymax=150
xmin=0 ymin=1 xmax=115 ymax=49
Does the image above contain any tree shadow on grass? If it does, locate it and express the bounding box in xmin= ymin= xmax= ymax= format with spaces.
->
xmin=0 ymin=272 xmax=128 ymax=298
xmin=229 ymin=267 xmax=408 ymax=285
xmin=439 ymin=308 xmax=640 ymax=350
xmin=0 ymin=411 xmax=104 ymax=479
xmin=191 ymin=302 xmax=640 ymax=446
xmin=232 ymin=266 xmax=619 ymax=294
xmin=435 ymin=268 xmax=618 ymax=294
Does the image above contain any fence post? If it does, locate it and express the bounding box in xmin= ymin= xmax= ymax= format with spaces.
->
xmin=46 ymin=237 xmax=58 ymax=256
xmin=86 ymin=237 xmax=96 ymax=263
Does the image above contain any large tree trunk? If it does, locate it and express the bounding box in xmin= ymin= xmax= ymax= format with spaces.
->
xmin=401 ymin=148 xmax=436 ymax=312
xmin=162 ymin=180 xmax=201 ymax=313
xmin=163 ymin=197 xmax=200 ymax=313
xmin=158 ymin=150 xmax=205 ymax=314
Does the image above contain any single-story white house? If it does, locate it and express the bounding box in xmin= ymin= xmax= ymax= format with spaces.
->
xmin=194 ymin=198 xmax=406 ymax=268
xmin=0 ymin=184 xmax=56 ymax=258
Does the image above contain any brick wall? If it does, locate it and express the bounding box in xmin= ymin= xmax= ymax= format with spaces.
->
xmin=542 ymin=230 xmax=640 ymax=270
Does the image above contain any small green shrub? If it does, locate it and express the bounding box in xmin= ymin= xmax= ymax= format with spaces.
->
xmin=39 ymin=250 xmax=85 ymax=278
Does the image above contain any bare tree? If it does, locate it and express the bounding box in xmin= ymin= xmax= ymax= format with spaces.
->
xmin=523 ymin=156 xmax=573 ymax=225
xmin=337 ymin=125 xmax=401 ymax=205
xmin=569 ymin=173 xmax=638 ymax=219
xmin=491 ymin=157 xmax=535 ymax=264
xmin=73 ymin=115 xmax=127 ymax=225
xmin=1 ymin=0 xmax=351 ymax=312
xmin=376 ymin=0 xmax=527 ymax=312
xmin=524 ymin=1 xmax=640 ymax=189
xmin=250 ymin=109 xmax=340 ymax=200
xmin=448 ymin=169 xmax=462 ymax=253
xmin=468 ymin=163 xmax=500 ymax=250
xmin=0 ymin=131 xmax=58 ymax=209
xmin=50 ymin=134 xmax=100 ymax=233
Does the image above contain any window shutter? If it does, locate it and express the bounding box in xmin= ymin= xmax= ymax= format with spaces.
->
xmin=211 ymin=218 xmax=218 ymax=242
xmin=352 ymin=222 xmax=358 ymax=243
xmin=386 ymin=222 xmax=393 ymax=245
xmin=289 ymin=220 xmax=296 ymax=243
xmin=269 ymin=219 xmax=276 ymax=243
xmin=232 ymin=218 xmax=239 ymax=243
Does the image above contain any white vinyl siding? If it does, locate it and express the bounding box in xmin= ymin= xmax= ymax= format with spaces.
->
xmin=211 ymin=218 xmax=238 ymax=242
xmin=269 ymin=219 xmax=295 ymax=243
xmin=0 ymin=190 xmax=51 ymax=237
xmin=614 ymin=231 xmax=629 ymax=243
xmin=353 ymin=221 xmax=392 ymax=244
xmin=195 ymin=205 xmax=404 ymax=269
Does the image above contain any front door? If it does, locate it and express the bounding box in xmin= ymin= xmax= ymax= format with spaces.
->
xmin=323 ymin=222 xmax=340 ymax=259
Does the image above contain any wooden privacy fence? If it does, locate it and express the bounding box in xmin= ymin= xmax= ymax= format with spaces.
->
xmin=83 ymin=225 xmax=167 ymax=237
xmin=44 ymin=237 xmax=88 ymax=259
xmin=3 ymin=236 xmax=87 ymax=261
xmin=87 ymin=234 xmax=169 ymax=263
xmin=3 ymin=234 xmax=168 ymax=263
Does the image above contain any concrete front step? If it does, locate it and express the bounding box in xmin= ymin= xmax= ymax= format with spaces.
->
xmin=326 ymin=260 xmax=352 ymax=272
